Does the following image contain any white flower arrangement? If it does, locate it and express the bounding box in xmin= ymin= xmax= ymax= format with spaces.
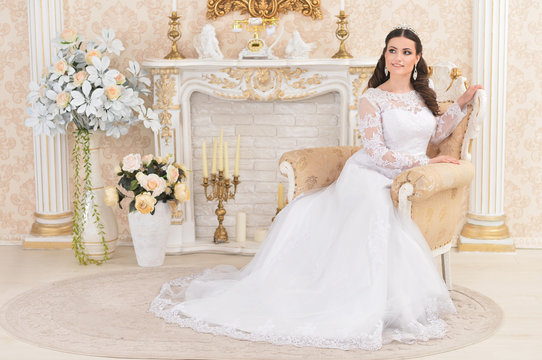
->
xmin=25 ymin=27 xmax=160 ymax=138
xmin=105 ymin=153 xmax=190 ymax=215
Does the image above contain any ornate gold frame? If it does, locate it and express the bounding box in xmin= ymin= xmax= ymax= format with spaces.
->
xmin=207 ymin=0 xmax=322 ymax=20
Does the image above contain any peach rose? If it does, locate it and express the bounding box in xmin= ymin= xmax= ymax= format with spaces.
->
xmin=104 ymin=186 xmax=119 ymax=207
xmin=60 ymin=29 xmax=78 ymax=43
xmin=122 ymin=153 xmax=141 ymax=172
xmin=144 ymin=173 xmax=166 ymax=197
xmin=166 ymin=165 xmax=179 ymax=184
xmin=85 ymin=49 xmax=102 ymax=64
xmin=53 ymin=59 xmax=68 ymax=75
xmin=142 ymin=154 xmax=154 ymax=166
xmin=134 ymin=193 xmax=156 ymax=215
xmin=104 ymin=84 xmax=122 ymax=101
xmin=115 ymin=73 xmax=126 ymax=85
xmin=73 ymin=70 xmax=88 ymax=87
xmin=56 ymin=91 xmax=71 ymax=109
xmin=174 ymin=183 xmax=190 ymax=202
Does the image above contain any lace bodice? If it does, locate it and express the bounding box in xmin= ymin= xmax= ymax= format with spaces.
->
xmin=354 ymin=87 xmax=466 ymax=179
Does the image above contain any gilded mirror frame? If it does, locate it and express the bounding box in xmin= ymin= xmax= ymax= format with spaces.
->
xmin=207 ymin=0 xmax=322 ymax=20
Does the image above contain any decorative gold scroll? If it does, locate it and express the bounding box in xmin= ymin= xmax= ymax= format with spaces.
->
xmin=207 ymin=0 xmax=322 ymax=20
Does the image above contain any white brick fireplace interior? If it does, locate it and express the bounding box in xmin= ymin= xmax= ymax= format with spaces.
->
xmin=190 ymin=92 xmax=341 ymax=243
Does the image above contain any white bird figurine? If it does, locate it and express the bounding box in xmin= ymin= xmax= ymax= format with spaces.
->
xmin=285 ymin=30 xmax=316 ymax=59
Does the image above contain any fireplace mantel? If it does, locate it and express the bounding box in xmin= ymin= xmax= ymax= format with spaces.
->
xmin=142 ymin=58 xmax=376 ymax=254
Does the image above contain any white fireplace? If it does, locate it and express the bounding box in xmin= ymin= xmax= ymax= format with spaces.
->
xmin=143 ymin=58 xmax=375 ymax=254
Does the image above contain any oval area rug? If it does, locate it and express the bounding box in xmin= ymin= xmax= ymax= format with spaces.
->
xmin=1 ymin=266 xmax=502 ymax=360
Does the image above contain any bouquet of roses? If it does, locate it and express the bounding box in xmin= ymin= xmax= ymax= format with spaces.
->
xmin=25 ymin=28 xmax=159 ymax=137
xmin=105 ymin=153 xmax=190 ymax=215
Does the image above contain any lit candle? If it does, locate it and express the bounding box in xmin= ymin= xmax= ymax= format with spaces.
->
xmin=202 ymin=140 xmax=208 ymax=178
xmin=234 ymin=134 xmax=240 ymax=176
xmin=236 ymin=212 xmax=246 ymax=243
xmin=340 ymin=0 xmax=345 ymax=11
xmin=218 ymin=129 xmax=224 ymax=172
xmin=224 ymin=141 xmax=229 ymax=179
xmin=278 ymin=183 xmax=284 ymax=210
xmin=211 ymin=138 xmax=217 ymax=175
xmin=172 ymin=0 xmax=177 ymax=12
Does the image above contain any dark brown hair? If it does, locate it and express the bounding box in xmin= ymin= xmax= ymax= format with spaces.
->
xmin=367 ymin=28 xmax=439 ymax=116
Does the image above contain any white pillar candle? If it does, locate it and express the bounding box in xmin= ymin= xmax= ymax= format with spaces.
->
xmin=236 ymin=212 xmax=246 ymax=243
xmin=218 ymin=128 xmax=224 ymax=171
xmin=172 ymin=0 xmax=177 ymax=12
xmin=202 ymin=140 xmax=208 ymax=178
xmin=224 ymin=141 xmax=229 ymax=179
xmin=234 ymin=134 xmax=240 ymax=177
xmin=340 ymin=0 xmax=345 ymax=11
xmin=254 ymin=228 xmax=268 ymax=243
xmin=211 ymin=138 xmax=217 ymax=175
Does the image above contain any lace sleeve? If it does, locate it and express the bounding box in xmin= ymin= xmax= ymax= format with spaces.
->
xmin=430 ymin=102 xmax=467 ymax=145
xmin=358 ymin=97 xmax=429 ymax=172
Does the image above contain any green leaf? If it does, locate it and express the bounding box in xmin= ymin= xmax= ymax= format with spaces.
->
xmin=130 ymin=180 xmax=139 ymax=191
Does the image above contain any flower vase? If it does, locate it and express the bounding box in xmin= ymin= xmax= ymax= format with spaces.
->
xmin=128 ymin=201 xmax=171 ymax=267
xmin=75 ymin=132 xmax=118 ymax=263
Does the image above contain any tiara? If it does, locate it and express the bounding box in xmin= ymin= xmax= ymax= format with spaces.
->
xmin=393 ymin=24 xmax=419 ymax=36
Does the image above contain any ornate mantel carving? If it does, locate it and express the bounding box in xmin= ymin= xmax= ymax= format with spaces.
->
xmin=207 ymin=0 xmax=322 ymax=20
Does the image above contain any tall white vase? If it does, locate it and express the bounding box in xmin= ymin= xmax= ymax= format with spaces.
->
xmin=128 ymin=201 xmax=172 ymax=267
xmin=80 ymin=134 xmax=118 ymax=261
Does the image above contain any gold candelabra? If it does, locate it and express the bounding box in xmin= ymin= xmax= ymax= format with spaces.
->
xmin=164 ymin=11 xmax=185 ymax=60
xmin=331 ymin=10 xmax=353 ymax=59
xmin=202 ymin=172 xmax=241 ymax=243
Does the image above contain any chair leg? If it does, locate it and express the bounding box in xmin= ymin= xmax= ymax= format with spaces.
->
xmin=441 ymin=251 xmax=453 ymax=291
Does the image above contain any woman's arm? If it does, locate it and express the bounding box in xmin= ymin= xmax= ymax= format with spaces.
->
xmin=430 ymin=84 xmax=484 ymax=145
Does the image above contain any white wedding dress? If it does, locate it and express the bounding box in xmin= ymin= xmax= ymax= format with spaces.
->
xmin=150 ymin=87 xmax=467 ymax=350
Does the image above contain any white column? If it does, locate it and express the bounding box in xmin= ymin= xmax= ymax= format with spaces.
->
xmin=24 ymin=0 xmax=73 ymax=248
xmin=459 ymin=0 xmax=514 ymax=252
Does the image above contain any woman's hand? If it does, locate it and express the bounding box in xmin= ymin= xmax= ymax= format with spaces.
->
xmin=429 ymin=155 xmax=460 ymax=165
xmin=457 ymin=84 xmax=483 ymax=109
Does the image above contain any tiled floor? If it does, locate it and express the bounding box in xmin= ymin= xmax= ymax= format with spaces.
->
xmin=1 ymin=246 xmax=541 ymax=359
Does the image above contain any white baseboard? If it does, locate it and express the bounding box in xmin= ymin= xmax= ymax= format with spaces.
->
xmin=2 ymin=235 xmax=542 ymax=249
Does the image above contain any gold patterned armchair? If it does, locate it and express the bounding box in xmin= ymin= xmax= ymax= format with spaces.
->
xmin=278 ymin=63 xmax=486 ymax=290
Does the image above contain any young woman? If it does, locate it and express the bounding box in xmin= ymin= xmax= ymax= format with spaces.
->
xmin=150 ymin=27 xmax=482 ymax=351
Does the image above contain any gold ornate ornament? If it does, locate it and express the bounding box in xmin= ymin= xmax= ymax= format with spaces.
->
xmin=202 ymin=172 xmax=241 ymax=243
xmin=153 ymin=71 xmax=178 ymax=145
xmin=207 ymin=0 xmax=322 ymax=20
xmin=204 ymin=67 xmax=323 ymax=100
xmin=164 ymin=11 xmax=185 ymax=59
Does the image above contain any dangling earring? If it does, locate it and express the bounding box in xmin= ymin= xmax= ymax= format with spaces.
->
xmin=413 ymin=64 xmax=418 ymax=80
xmin=384 ymin=67 xmax=389 ymax=76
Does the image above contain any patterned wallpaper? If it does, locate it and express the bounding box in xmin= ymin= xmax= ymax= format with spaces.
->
xmin=0 ymin=0 xmax=536 ymax=241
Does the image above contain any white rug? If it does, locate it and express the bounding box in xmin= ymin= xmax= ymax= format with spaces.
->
xmin=1 ymin=266 xmax=502 ymax=359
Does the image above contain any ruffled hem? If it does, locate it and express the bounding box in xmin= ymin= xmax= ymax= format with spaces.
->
xmin=149 ymin=271 xmax=456 ymax=351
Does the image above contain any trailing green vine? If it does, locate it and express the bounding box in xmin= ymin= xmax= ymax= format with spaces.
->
xmin=72 ymin=128 xmax=108 ymax=265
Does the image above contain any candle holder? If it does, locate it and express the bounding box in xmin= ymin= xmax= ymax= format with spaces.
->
xmin=331 ymin=10 xmax=353 ymax=59
xmin=202 ymin=172 xmax=241 ymax=243
xmin=164 ymin=11 xmax=185 ymax=60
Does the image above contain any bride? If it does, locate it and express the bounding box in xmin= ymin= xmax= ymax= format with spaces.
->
xmin=150 ymin=27 xmax=482 ymax=351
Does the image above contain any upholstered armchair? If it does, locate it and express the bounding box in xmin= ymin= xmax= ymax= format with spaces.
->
xmin=278 ymin=63 xmax=486 ymax=290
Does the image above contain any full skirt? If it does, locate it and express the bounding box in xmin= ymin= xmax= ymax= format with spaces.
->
xmin=149 ymin=154 xmax=456 ymax=350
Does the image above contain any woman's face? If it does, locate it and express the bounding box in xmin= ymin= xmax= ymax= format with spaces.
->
xmin=384 ymin=36 xmax=421 ymax=78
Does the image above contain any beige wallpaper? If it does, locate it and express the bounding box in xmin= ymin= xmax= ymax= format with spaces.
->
xmin=0 ymin=0 xmax=534 ymax=241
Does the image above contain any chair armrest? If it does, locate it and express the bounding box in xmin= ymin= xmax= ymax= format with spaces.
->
xmin=279 ymin=146 xmax=361 ymax=201
xmin=390 ymin=160 xmax=474 ymax=207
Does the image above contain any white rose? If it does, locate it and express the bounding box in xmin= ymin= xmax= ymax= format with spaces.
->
xmin=122 ymin=153 xmax=141 ymax=172
xmin=60 ymin=29 xmax=78 ymax=43
xmin=174 ymin=183 xmax=190 ymax=202
xmin=135 ymin=172 xmax=147 ymax=187
xmin=166 ymin=165 xmax=179 ymax=184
